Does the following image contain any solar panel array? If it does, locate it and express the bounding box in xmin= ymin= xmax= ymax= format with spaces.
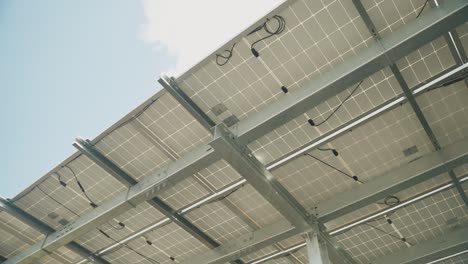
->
xmin=1 ymin=0 xmax=468 ymax=264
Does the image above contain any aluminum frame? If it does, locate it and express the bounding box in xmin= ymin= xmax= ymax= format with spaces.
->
xmin=5 ymin=1 xmax=468 ymax=263
xmin=375 ymin=226 xmax=468 ymax=264
xmin=175 ymin=137 xmax=468 ymax=264
xmin=0 ymin=197 xmax=109 ymax=264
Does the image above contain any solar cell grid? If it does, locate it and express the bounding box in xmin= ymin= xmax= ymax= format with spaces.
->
xmin=0 ymin=212 xmax=44 ymax=242
xmin=334 ymin=186 xmax=468 ymax=264
xmin=196 ymin=160 xmax=243 ymax=191
xmin=416 ymin=80 xmax=468 ymax=148
xmin=439 ymin=252 xmax=468 ymax=264
xmin=184 ymin=201 xmax=253 ymax=245
xmin=458 ymin=23 xmax=468 ymax=52
xmin=135 ymin=93 xmax=212 ymax=157
xmin=323 ymin=173 xmax=452 ymax=230
xmin=94 ymin=123 xmax=172 ymax=181
xmin=0 ymin=229 xmax=31 ymax=259
xmin=12 ymin=155 xmax=127 ymax=231
xmin=3 ymin=0 xmax=468 ymax=263
xmin=241 ymin=246 xmax=279 ymax=263
xmin=213 ymin=183 xmax=284 ymax=228
xmin=248 ymin=67 xmax=404 ymax=166
xmin=75 ymin=202 xmax=165 ymax=253
xmin=336 ymin=219 xmax=407 ymax=263
xmin=177 ymin=0 xmax=375 ymax=129
xmin=157 ymin=177 xmax=211 ymax=210
xmin=397 ymin=37 xmax=456 ymax=89
xmin=271 ymin=103 xmax=433 ymax=214
xmin=361 ymin=0 xmax=430 ymax=38
xmin=390 ymin=188 xmax=468 ymax=245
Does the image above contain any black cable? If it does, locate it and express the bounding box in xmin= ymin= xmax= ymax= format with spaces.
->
xmin=55 ymin=172 xmax=67 ymax=187
xmin=363 ymin=223 xmax=409 ymax=244
xmin=308 ymin=80 xmax=364 ymax=127
xmin=107 ymin=219 xmax=126 ymax=230
xmin=250 ymin=15 xmax=286 ymax=58
xmin=207 ymin=184 xmax=244 ymax=204
xmin=216 ymin=43 xmax=237 ymax=66
xmin=317 ymin=147 xmax=339 ymax=156
xmin=110 ymin=98 xmax=158 ymax=134
xmin=416 ymin=0 xmax=430 ymax=18
xmin=426 ymin=70 xmax=468 ymax=92
xmin=36 ymin=185 xmax=80 ymax=217
xmin=98 ymin=229 xmax=161 ymax=264
xmin=381 ymin=195 xmax=400 ymax=206
xmin=303 ymin=153 xmax=362 ymax=183
xmin=65 ymin=165 xmax=98 ymax=208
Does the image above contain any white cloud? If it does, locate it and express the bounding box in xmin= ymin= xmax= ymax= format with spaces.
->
xmin=141 ymin=0 xmax=284 ymax=76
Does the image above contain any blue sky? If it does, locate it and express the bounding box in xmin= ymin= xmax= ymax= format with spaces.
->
xmin=0 ymin=1 xmax=175 ymax=197
xmin=0 ymin=0 xmax=282 ymax=198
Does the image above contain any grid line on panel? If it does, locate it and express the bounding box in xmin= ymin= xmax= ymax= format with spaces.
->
xmin=397 ymin=37 xmax=456 ymax=88
xmin=390 ymin=187 xmax=468 ymax=244
xmin=177 ymin=0 xmax=374 ymax=128
xmin=271 ymin=103 xmax=433 ymax=214
xmin=185 ymin=201 xmax=254 ymax=245
xmin=249 ymin=67 xmax=402 ymax=166
xmin=417 ymin=80 xmax=468 ymax=148
xmin=330 ymin=184 xmax=468 ymax=264
xmin=136 ymin=93 xmax=212 ymax=157
xmin=362 ymin=0 xmax=427 ymax=37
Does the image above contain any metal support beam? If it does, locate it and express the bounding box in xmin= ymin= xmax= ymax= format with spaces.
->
xmin=306 ymin=233 xmax=330 ymax=264
xmin=72 ymin=138 xmax=234 ymax=254
xmin=233 ymin=0 xmax=468 ymax=145
xmin=316 ymin=137 xmax=468 ymax=222
xmin=355 ymin=0 xmax=468 ymax=208
xmin=352 ymin=0 xmax=441 ymax=149
xmin=210 ymin=124 xmax=312 ymax=230
xmin=7 ymin=1 xmax=468 ymax=263
xmin=0 ymin=197 xmax=109 ymax=264
xmin=374 ymin=226 xmax=468 ymax=264
xmin=391 ymin=64 xmax=442 ymax=149
xmin=159 ymin=75 xmax=216 ymax=132
xmin=266 ymin=63 xmax=468 ymax=170
xmin=175 ymin=138 xmax=468 ymax=264
xmin=3 ymin=140 xmax=220 ymax=264
xmin=448 ymin=30 xmax=468 ymax=64
xmin=207 ymin=124 xmax=357 ymax=264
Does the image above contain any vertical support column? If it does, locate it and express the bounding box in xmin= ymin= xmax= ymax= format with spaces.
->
xmin=306 ymin=232 xmax=330 ymax=264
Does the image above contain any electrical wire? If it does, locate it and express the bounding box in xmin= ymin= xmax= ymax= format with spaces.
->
xmin=98 ymin=229 xmax=161 ymax=264
xmin=303 ymin=153 xmax=363 ymax=183
xmin=107 ymin=219 xmax=126 ymax=230
xmin=362 ymin=223 xmax=410 ymax=244
xmin=110 ymin=97 xmax=158 ymax=134
xmin=36 ymin=185 xmax=80 ymax=217
xmin=377 ymin=195 xmax=401 ymax=206
xmin=317 ymin=147 xmax=339 ymax=156
xmin=416 ymin=0 xmax=430 ymax=18
xmin=55 ymin=172 xmax=67 ymax=187
xmin=207 ymin=184 xmax=244 ymax=204
xmin=216 ymin=42 xmax=237 ymax=66
xmin=65 ymin=165 xmax=98 ymax=208
xmin=308 ymin=80 xmax=364 ymax=127
xmin=366 ymin=196 xmax=401 ymax=223
xmin=250 ymin=15 xmax=286 ymax=57
xmin=426 ymin=70 xmax=468 ymax=92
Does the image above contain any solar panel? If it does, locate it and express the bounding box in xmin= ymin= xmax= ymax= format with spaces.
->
xmin=2 ymin=0 xmax=468 ymax=263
